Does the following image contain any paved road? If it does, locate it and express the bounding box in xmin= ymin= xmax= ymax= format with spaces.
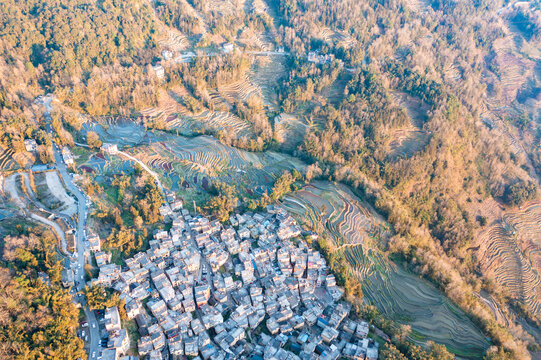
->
xmin=41 ymin=102 xmax=101 ymax=359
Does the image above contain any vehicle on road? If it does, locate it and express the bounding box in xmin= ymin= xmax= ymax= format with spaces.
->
xmin=92 ymin=323 xmax=96 ymax=328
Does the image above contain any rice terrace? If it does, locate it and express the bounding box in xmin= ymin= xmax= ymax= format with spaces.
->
xmin=0 ymin=0 xmax=540 ymax=358
xmin=78 ymin=119 xmax=305 ymax=195
xmin=282 ymin=181 xmax=490 ymax=358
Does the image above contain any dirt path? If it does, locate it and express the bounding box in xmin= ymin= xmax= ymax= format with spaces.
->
xmin=30 ymin=213 xmax=67 ymax=254
xmin=3 ymin=173 xmax=69 ymax=254
xmin=45 ymin=171 xmax=77 ymax=215
xmin=116 ymin=150 xmax=166 ymax=195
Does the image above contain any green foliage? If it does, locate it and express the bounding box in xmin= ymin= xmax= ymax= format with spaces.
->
xmin=204 ymin=181 xmax=238 ymax=222
xmin=503 ymin=180 xmax=537 ymax=207
xmin=0 ymin=0 xmax=157 ymax=86
xmin=84 ymin=285 xmax=126 ymax=317
xmin=0 ymin=230 xmax=85 ymax=359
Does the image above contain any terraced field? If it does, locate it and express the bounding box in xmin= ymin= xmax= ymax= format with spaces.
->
xmin=387 ymin=91 xmax=431 ymax=160
xmin=84 ymin=119 xmax=149 ymax=147
xmin=318 ymin=27 xmax=355 ymax=48
xmin=248 ymin=57 xmax=287 ymax=110
xmin=0 ymin=147 xmax=18 ymax=171
xmin=491 ymin=36 xmax=536 ymax=105
xmin=476 ymin=202 xmax=541 ymax=315
xmin=274 ymin=113 xmax=308 ymax=150
xmin=218 ymin=78 xmax=263 ymax=104
xmin=282 ymin=181 xmax=489 ymax=358
xmin=132 ymin=131 xmax=305 ymax=192
xmin=79 ymin=121 xmax=305 ymax=194
xmin=167 ymin=110 xmax=253 ymax=138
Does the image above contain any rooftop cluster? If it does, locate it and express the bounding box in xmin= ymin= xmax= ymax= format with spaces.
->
xmin=90 ymin=204 xmax=378 ymax=360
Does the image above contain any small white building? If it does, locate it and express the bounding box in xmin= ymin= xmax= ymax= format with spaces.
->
xmin=62 ymin=147 xmax=74 ymax=165
xmin=222 ymin=42 xmax=235 ymax=54
xmin=152 ymin=64 xmax=165 ymax=79
xmin=161 ymin=49 xmax=173 ymax=61
xmin=88 ymin=234 xmax=101 ymax=252
xmin=24 ymin=139 xmax=38 ymax=152
xmin=101 ymin=143 xmax=118 ymax=155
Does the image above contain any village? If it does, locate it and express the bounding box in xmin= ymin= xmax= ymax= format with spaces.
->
xmin=85 ymin=192 xmax=379 ymax=360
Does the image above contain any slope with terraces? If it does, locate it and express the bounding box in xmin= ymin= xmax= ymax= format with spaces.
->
xmin=281 ymin=181 xmax=489 ymax=358
xmin=476 ymin=201 xmax=541 ymax=316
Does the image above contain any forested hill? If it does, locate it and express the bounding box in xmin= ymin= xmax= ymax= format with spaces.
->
xmin=0 ymin=0 xmax=540 ymax=359
xmin=0 ymin=0 xmax=157 ymax=86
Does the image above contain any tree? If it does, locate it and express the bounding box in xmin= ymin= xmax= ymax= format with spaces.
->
xmin=504 ymin=180 xmax=537 ymax=206
xmin=86 ymin=131 xmax=102 ymax=149
xmin=380 ymin=343 xmax=407 ymax=360
xmin=271 ymin=171 xmax=295 ymax=200
xmin=204 ymin=181 xmax=238 ymax=222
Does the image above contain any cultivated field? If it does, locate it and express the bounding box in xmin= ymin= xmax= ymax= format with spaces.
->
xmin=248 ymin=56 xmax=287 ymax=110
xmin=78 ymin=121 xmax=305 ymax=195
xmin=0 ymin=147 xmax=18 ymax=171
xmin=34 ymin=171 xmax=77 ymax=216
xmin=476 ymin=201 xmax=541 ymax=316
xmin=387 ymin=91 xmax=431 ymax=160
xmin=274 ymin=113 xmax=308 ymax=150
xmin=168 ymin=111 xmax=253 ymax=139
xmin=218 ymin=78 xmax=263 ymax=104
xmin=281 ymin=181 xmax=489 ymax=358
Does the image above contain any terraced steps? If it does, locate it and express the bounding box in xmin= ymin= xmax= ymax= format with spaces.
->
xmin=281 ymin=181 xmax=489 ymax=357
xmin=476 ymin=202 xmax=541 ymax=315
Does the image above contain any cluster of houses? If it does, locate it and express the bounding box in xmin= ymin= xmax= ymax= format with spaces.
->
xmin=307 ymin=51 xmax=340 ymax=66
xmin=88 ymin=200 xmax=379 ymax=360
xmin=62 ymin=146 xmax=74 ymax=165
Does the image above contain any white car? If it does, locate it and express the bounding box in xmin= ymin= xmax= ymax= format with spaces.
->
xmin=92 ymin=323 xmax=96 ymax=328
xmin=92 ymin=352 xmax=96 ymax=359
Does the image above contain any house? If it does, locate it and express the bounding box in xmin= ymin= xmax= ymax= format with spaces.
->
xmin=62 ymin=147 xmax=74 ymax=165
xmin=355 ymin=321 xmax=369 ymax=339
xmin=101 ymin=348 xmax=119 ymax=360
xmin=321 ymin=327 xmax=339 ymax=343
xmin=222 ymin=42 xmax=235 ymax=54
xmin=104 ymin=307 xmax=122 ymax=332
xmin=61 ymin=268 xmax=74 ymax=288
xmin=95 ymin=251 xmax=111 ymax=267
xmin=138 ymin=336 xmax=153 ymax=355
xmin=101 ymin=143 xmax=118 ymax=155
xmin=24 ymin=139 xmax=38 ymax=152
xmin=108 ymin=329 xmax=130 ymax=355
xmin=159 ymin=204 xmax=173 ymax=217
xmin=88 ymin=234 xmax=101 ymax=252
xmin=171 ymin=199 xmax=183 ymax=211
xmin=125 ymin=299 xmax=142 ymax=319
xmin=152 ymin=64 xmax=165 ymax=79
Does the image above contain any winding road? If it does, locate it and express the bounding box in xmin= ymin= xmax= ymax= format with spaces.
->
xmin=40 ymin=98 xmax=102 ymax=359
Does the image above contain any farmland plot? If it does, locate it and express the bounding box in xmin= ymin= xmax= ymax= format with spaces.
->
xmin=387 ymin=91 xmax=431 ymax=160
xmin=282 ymin=181 xmax=489 ymax=358
xmin=274 ymin=113 xmax=308 ymax=150
xmin=129 ymin=131 xmax=306 ymax=192
xmin=80 ymin=121 xmax=305 ymax=193
xmin=0 ymin=147 xmax=18 ymax=171
xmin=34 ymin=171 xmax=77 ymax=216
xmin=248 ymin=56 xmax=287 ymax=109
xmin=218 ymin=78 xmax=263 ymax=104
xmin=168 ymin=111 xmax=253 ymax=139
xmin=476 ymin=201 xmax=541 ymax=315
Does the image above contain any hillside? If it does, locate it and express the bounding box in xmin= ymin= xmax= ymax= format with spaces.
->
xmin=0 ymin=0 xmax=540 ymax=359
